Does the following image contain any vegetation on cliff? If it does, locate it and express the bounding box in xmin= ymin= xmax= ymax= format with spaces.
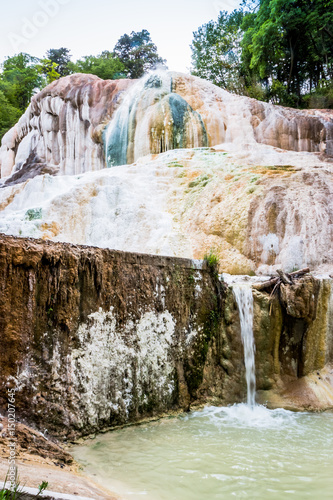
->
xmin=191 ymin=0 xmax=333 ymax=108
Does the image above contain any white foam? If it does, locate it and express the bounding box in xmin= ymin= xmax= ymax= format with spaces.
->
xmin=190 ymin=404 xmax=300 ymax=430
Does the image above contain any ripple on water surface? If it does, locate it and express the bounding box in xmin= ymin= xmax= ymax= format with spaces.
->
xmin=72 ymin=405 xmax=333 ymax=500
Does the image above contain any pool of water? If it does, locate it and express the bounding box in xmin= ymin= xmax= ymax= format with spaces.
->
xmin=72 ymin=404 xmax=333 ymax=500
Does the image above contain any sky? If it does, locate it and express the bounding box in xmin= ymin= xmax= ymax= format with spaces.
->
xmin=0 ymin=0 xmax=241 ymax=73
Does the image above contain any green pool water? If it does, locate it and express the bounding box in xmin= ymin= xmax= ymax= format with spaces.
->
xmin=72 ymin=404 xmax=333 ymax=499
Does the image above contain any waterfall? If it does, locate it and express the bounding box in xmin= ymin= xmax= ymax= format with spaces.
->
xmin=103 ymin=71 xmax=208 ymax=167
xmin=232 ymin=284 xmax=256 ymax=407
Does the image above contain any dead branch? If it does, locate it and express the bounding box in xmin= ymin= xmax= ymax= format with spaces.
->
xmin=289 ymin=267 xmax=310 ymax=277
xmin=276 ymin=269 xmax=293 ymax=285
xmin=253 ymin=278 xmax=279 ymax=291
xmin=252 ymin=267 xmax=310 ymax=291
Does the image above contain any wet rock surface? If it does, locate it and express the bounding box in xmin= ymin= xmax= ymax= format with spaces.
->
xmin=252 ymin=275 xmax=333 ymax=409
xmin=0 ymin=233 xmax=244 ymax=440
xmin=0 ymin=233 xmax=332 ymax=444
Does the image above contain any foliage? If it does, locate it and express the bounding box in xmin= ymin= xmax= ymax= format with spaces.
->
xmin=37 ymin=59 xmax=60 ymax=85
xmin=241 ymin=0 xmax=333 ymax=105
xmin=0 ymin=468 xmax=48 ymax=499
xmin=191 ymin=10 xmax=245 ymax=92
xmin=303 ymin=80 xmax=333 ymax=109
xmin=69 ymin=51 xmax=126 ymax=80
xmin=0 ymin=52 xmax=44 ymax=141
xmin=45 ymin=47 xmax=72 ymax=77
xmin=204 ymin=249 xmax=220 ymax=276
xmin=113 ymin=30 xmax=167 ymax=78
xmin=0 ymin=91 xmax=21 ymax=140
xmin=191 ymin=0 xmax=333 ymax=107
xmin=0 ymin=53 xmax=43 ymax=112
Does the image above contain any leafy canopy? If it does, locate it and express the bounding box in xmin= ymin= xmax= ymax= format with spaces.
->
xmin=191 ymin=10 xmax=244 ymax=91
xmin=242 ymin=0 xmax=333 ymax=101
xmin=46 ymin=47 xmax=72 ymax=77
xmin=0 ymin=90 xmax=21 ymax=139
xmin=113 ymin=29 xmax=167 ymax=78
xmin=69 ymin=51 xmax=126 ymax=80
xmin=1 ymin=53 xmax=43 ymax=112
xmin=192 ymin=0 xmax=333 ymax=107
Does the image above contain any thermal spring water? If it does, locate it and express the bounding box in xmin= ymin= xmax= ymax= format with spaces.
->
xmin=73 ymin=407 xmax=333 ymax=500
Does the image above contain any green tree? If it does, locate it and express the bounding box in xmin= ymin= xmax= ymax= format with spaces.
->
xmin=0 ymin=53 xmax=43 ymax=111
xmin=241 ymin=0 xmax=333 ymax=106
xmin=0 ymin=91 xmax=21 ymax=141
xmin=45 ymin=47 xmax=72 ymax=77
xmin=191 ymin=10 xmax=245 ymax=91
xmin=37 ymin=59 xmax=60 ymax=85
xmin=69 ymin=51 xmax=126 ymax=80
xmin=113 ymin=30 xmax=167 ymax=78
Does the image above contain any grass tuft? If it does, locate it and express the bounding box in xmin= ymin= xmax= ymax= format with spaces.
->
xmin=203 ymin=249 xmax=220 ymax=277
xmin=0 ymin=468 xmax=48 ymax=499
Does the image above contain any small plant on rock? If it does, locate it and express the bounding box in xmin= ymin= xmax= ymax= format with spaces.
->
xmin=204 ymin=249 xmax=220 ymax=277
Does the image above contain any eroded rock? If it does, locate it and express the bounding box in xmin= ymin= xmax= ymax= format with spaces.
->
xmin=279 ymin=275 xmax=320 ymax=321
xmin=0 ymin=233 xmax=244 ymax=439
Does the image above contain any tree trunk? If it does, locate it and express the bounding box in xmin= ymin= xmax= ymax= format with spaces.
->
xmin=287 ymin=36 xmax=294 ymax=93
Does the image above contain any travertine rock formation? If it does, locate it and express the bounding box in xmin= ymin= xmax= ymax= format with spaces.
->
xmin=0 ymin=74 xmax=132 ymax=178
xmin=1 ymin=71 xmax=332 ymax=180
xmin=1 ymin=147 xmax=333 ymax=274
xmin=1 ymin=72 xmax=333 ymax=274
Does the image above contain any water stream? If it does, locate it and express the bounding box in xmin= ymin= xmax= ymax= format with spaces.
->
xmin=103 ymin=72 xmax=208 ymax=167
xmin=232 ymin=284 xmax=256 ymax=407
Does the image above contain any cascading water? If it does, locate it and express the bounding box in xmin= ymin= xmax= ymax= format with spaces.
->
xmin=232 ymin=284 xmax=256 ymax=407
xmin=103 ymin=71 xmax=208 ymax=167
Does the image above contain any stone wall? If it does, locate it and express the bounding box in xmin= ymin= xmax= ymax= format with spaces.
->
xmin=0 ymin=234 xmax=245 ymax=439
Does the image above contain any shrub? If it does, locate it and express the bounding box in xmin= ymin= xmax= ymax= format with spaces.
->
xmin=204 ymin=249 xmax=220 ymax=276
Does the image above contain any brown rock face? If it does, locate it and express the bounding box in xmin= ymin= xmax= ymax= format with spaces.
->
xmin=0 ymin=234 xmax=244 ymax=439
xmin=253 ymin=276 xmax=333 ymax=410
xmin=0 ymin=417 xmax=73 ymax=464
xmin=279 ymin=276 xmax=320 ymax=321
xmin=1 ymin=234 xmax=332 ymax=440
xmin=254 ymin=276 xmax=324 ymax=380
